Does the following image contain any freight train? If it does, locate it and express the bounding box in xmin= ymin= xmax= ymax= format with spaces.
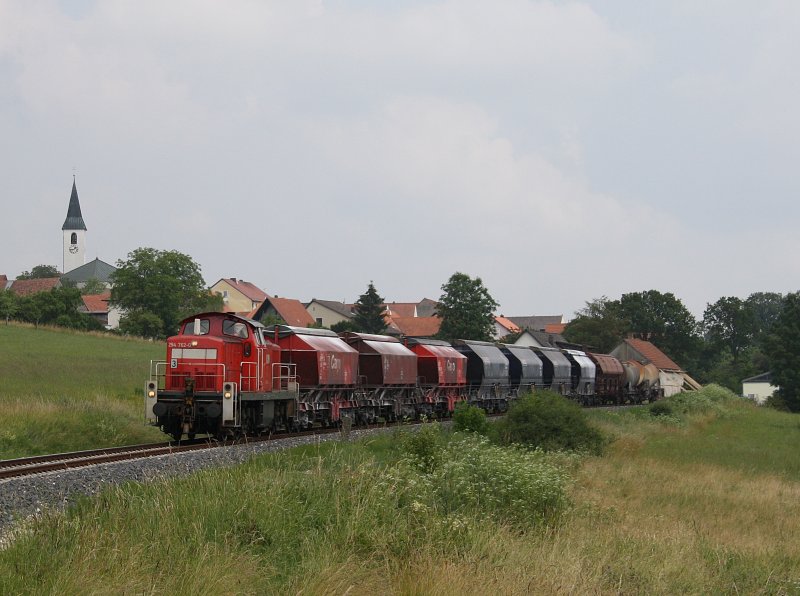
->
xmin=145 ymin=311 xmax=661 ymax=440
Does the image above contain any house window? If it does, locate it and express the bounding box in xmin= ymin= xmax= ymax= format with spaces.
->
xmin=71 ymin=232 xmax=77 ymax=244
xmin=316 ymin=318 xmax=323 ymax=325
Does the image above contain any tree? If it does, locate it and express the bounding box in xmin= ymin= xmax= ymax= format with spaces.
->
xmin=435 ymin=272 xmax=499 ymax=342
xmin=80 ymin=277 xmax=108 ymax=295
xmin=17 ymin=265 xmax=61 ymax=279
xmin=119 ymin=311 xmax=164 ymax=338
xmin=615 ymin=290 xmax=701 ymax=372
xmin=110 ymin=248 xmax=222 ymax=337
xmin=14 ymin=287 xmax=102 ymax=330
xmin=745 ymin=292 xmax=784 ymax=346
xmin=0 ymin=290 xmax=18 ymax=324
xmin=352 ymin=281 xmax=387 ymax=334
xmin=702 ymin=296 xmax=754 ymax=364
xmin=331 ymin=319 xmax=359 ymax=333
xmin=563 ymin=297 xmax=629 ymax=353
xmin=763 ymin=292 xmax=800 ymax=412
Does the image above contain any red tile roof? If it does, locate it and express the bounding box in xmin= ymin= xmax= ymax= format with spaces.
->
xmin=9 ymin=278 xmax=61 ymax=296
xmin=267 ymin=297 xmax=315 ymax=327
xmin=623 ymin=338 xmax=682 ymax=371
xmin=81 ymin=292 xmax=111 ymax=313
xmin=544 ymin=323 xmax=566 ymax=334
xmin=390 ymin=316 xmax=442 ymax=337
xmin=495 ymin=316 xmax=521 ymax=333
xmin=383 ymin=303 xmax=417 ymax=318
xmin=221 ymin=278 xmax=268 ymax=303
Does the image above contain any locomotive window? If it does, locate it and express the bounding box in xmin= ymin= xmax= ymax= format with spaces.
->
xmin=223 ymin=320 xmax=249 ymax=338
xmin=183 ymin=319 xmax=210 ymax=335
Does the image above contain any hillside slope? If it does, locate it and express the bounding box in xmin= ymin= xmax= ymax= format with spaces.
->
xmin=0 ymin=323 xmax=166 ymax=457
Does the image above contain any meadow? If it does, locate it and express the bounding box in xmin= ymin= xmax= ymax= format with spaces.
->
xmin=1 ymin=383 xmax=799 ymax=594
xmin=0 ymin=322 xmax=165 ymax=457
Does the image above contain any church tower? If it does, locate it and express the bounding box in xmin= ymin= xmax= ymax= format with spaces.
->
xmin=62 ymin=177 xmax=87 ymax=274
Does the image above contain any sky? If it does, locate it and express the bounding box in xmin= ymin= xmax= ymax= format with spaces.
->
xmin=1 ymin=0 xmax=798 ymax=319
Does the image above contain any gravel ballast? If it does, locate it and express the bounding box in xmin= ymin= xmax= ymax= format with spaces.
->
xmin=0 ymin=427 xmax=399 ymax=544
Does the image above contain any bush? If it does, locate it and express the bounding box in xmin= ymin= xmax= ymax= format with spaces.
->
xmin=452 ymin=402 xmax=489 ymax=435
xmin=649 ymin=401 xmax=673 ymax=417
xmin=492 ymin=391 xmax=606 ymax=454
xmin=389 ymin=433 xmax=570 ymax=527
xmin=400 ymin=422 xmax=443 ymax=473
xmin=661 ymin=383 xmax=736 ymax=417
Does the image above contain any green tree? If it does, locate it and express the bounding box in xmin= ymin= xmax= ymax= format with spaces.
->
xmin=563 ymin=297 xmax=629 ymax=352
xmin=763 ymin=292 xmax=800 ymax=412
xmin=330 ymin=319 xmax=358 ymax=333
xmin=352 ymin=281 xmax=386 ymax=334
xmin=119 ymin=311 xmax=164 ymax=338
xmin=110 ymin=248 xmax=222 ymax=338
xmin=745 ymin=292 xmax=784 ymax=346
xmin=16 ymin=265 xmax=61 ymax=279
xmin=14 ymin=287 xmax=101 ymax=330
xmin=702 ymin=296 xmax=754 ymax=364
xmin=435 ymin=272 xmax=498 ymax=342
xmin=615 ymin=290 xmax=701 ymax=372
xmin=0 ymin=290 xmax=18 ymax=324
xmin=80 ymin=277 xmax=108 ymax=295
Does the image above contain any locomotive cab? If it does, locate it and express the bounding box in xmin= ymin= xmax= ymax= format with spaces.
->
xmin=145 ymin=312 xmax=298 ymax=441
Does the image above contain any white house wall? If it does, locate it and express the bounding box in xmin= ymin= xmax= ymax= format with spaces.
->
xmin=742 ymin=381 xmax=777 ymax=404
xmin=659 ymin=371 xmax=684 ymax=398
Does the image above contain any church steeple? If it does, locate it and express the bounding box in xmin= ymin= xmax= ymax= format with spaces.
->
xmin=62 ymin=176 xmax=88 ymax=274
xmin=62 ymin=177 xmax=87 ymax=231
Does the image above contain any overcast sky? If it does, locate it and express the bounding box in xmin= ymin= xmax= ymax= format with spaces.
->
xmin=2 ymin=0 xmax=798 ymax=319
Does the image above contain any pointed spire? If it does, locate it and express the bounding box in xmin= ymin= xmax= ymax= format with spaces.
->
xmin=62 ymin=177 xmax=87 ymax=231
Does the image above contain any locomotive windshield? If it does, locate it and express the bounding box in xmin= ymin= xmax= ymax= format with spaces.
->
xmin=223 ymin=320 xmax=249 ymax=338
xmin=182 ymin=319 xmax=210 ymax=335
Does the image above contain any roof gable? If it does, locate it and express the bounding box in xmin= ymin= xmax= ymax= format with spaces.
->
xmin=495 ymin=316 xmax=521 ymax=333
xmin=265 ymin=296 xmax=315 ymax=327
xmin=307 ymin=299 xmax=354 ymax=319
xmin=215 ymin=278 xmax=268 ymax=303
xmin=618 ymin=338 xmax=683 ymax=371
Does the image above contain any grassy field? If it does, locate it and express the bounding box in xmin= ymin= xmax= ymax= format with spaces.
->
xmin=0 ymin=322 xmax=165 ymax=457
xmin=1 ymin=387 xmax=799 ymax=594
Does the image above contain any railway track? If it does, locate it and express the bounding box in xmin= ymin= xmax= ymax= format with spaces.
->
xmin=0 ymin=402 xmax=639 ymax=481
xmin=0 ymin=423 xmax=403 ymax=481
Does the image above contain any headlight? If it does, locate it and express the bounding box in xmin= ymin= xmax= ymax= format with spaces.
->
xmin=224 ymin=391 xmax=232 ymax=399
xmin=148 ymin=390 xmax=156 ymax=398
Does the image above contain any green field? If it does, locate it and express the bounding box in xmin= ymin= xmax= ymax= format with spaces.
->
xmin=0 ymin=322 xmax=166 ymax=457
xmin=1 ymin=387 xmax=799 ymax=594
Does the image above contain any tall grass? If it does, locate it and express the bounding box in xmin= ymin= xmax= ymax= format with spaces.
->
xmin=0 ymin=323 xmax=165 ymax=456
xmin=0 ymin=432 xmax=571 ymax=594
xmin=2 ymin=376 xmax=800 ymax=593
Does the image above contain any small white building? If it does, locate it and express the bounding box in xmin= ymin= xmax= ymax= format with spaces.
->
xmin=741 ymin=372 xmax=777 ymax=404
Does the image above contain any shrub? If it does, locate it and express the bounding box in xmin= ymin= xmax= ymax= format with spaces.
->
xmin=452 ymin=402 xmax=489 ymax=435
xmin=649 ymin=401 xmax=673 ymax=417
xmin=492 ymin=391 xmax=606 ymax=454
xmin=388 ymin=434 xmax=570 ymax=527
xmin=661 ymin=384 xmax=736 ymax=417
xmin=400 ymin=422 xmax=443 ymax=473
